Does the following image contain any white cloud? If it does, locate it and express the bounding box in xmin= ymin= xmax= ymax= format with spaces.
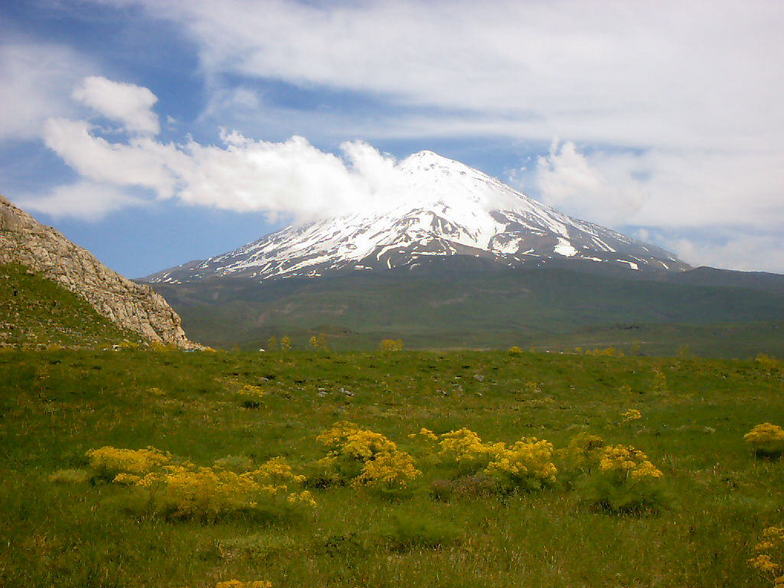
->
xmin=532 ymin=142 xmax=784 ymax=231
xmin=0 ymin=42 xmax=94 ymax=141
xmin=82 ymin=1 xmax=784 ymax=261
xmin=114 ymin=0 xmax=784 ymax=148
xmin=18 ymin=180 xmax=146 ymax=221
xmin=72 ymin=76 xmax=160 ymax=135
xmin=663 ymin=232 xmax=784 ymax=274
xmin=42 ymin=118 xmax=182 ymax=197
xmin=41 ymin=107 xmax=405 ymax=222
xmin=535 ymin=141 xmax=646 ymax=226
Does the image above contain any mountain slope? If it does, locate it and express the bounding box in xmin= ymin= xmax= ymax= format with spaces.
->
xmin=152 ymin=265 xmax=784 ymax=356
xmin=0 ymin=263 xmax=141 ymax=348
xmin=0 ymin=195 xmax=197 ymax=348
xmin=146 ymin=151 xmax=688 ymax=283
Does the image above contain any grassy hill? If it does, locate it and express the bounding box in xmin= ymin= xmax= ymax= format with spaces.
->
xmin=0 ymin=263 xmax=142 ymax=348
xmin=1 ymin=348 xmax=783 ymax=586
xmin=152 ymin=266 xmax=784 ymax=357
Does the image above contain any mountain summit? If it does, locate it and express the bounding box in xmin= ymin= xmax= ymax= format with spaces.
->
xmin=146 ymin=151 xmax=688 ymax=283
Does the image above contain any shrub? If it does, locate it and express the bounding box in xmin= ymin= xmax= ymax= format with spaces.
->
xmin=507 ymin=346 xmax=524 ymax=356
xmin=379 ymin=338 xmax=404 ymax=352
xmin=353 ymin=450 xmax=421 ymax=495
xmin=314 ymin=421 xmax=420 ymax=493
xmin=483 ymin=438 xmax=558 ymax=493
xmin=556 ymin=432 xmax=605 ymax=489
xmin=86 ymin=446 xmax=171 ymax=481
xmin=437 ymin=428 xmax=503 ymax=475
xmin=745 ymin=423 xmax=784 ymax=459
xmin=383 ymin=513 xmax=461 ymax=551
xmin=748 ymin=526 xmax=784 ymax=585
xmin=136 ymin=456 xmax=315 ymax=522
xmin=579 ymin=444 xmax=666 ymax=514
xmin=309 ymin=334 xmax=329 ymax=351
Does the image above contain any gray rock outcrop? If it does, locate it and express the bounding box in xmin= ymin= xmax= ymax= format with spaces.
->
xmin=0 ymin=194 xmax=197 ymax=348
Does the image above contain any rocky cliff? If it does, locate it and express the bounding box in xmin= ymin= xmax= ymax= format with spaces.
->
xmin=0 ymin=194 xmax=196 ymax=348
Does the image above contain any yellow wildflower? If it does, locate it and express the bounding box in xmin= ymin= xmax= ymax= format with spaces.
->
xmin=749 ymin=554 xmax=780 ymax=573
xmin=599 ymin=445 xmax=663 ymax=480
xmin=438 ymin=428 xmax=503 ymax=471
xmin=745 ymin=423 xmax=784 ymax=457
xmin=484 ymin=437 xmax=557 ymax=491
xmin=621 ymin=408 xmax=642 ymax=422
xmin=86 ymin=446 xmax=170 ymax=479
xmin=112 ymin=473 xmax=142 ymax=485
xmin=353 ymin=451 xmax=421 ymax=490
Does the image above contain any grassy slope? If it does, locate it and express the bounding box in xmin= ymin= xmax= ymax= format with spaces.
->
xmin=154 ymin=268 xmax=784 ymax=356
xmin=0 ymin=263 xmax=140 ymax=348
xmin=1 ymin=349 xmax=782 ymax=587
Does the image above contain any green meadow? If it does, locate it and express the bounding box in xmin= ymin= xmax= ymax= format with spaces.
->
xmin=1 ymin=348 xmax=783 ymax=587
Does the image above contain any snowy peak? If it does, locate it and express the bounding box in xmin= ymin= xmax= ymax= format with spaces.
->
xmin=145 ymin=150 xmax=689 ymax=284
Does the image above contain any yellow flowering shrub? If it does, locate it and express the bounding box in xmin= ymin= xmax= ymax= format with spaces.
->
xmin=621 ymin=408 xmax=642 ymax=423
xmin=86 ymin=446 xmax=171 ymax=481
xmin=749 ymin=526 xmax=784 ymax=585
xmin=507 ymin=346 xmax=524 ymax=356
xmin=744 ymin=423 xmax=784 ymax=458
xmin=379 ymin=338 xmax=404 ymax=352
xmin=314 ymin=422 xmax=420 ymax=494
xmin=438 ymin=428 xmax=504 ymax=474
xmin=353 ymin=450 xmax=421 ymax=491
xmin=135 ymin=456 xmax=314 ymax=521
xmin=483 ymin=438 xmax=557 ymax=492
xmin=598 ymin=445 xmax=663 ymax=480
xmin=580 ymin=444 xmax=666 ymax=514
xmin=316 ymin=421 xmax=398 ymax=479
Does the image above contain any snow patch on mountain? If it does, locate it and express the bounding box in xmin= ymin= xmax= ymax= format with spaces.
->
xmin=146 ymin=150 xmax=688 ymax=283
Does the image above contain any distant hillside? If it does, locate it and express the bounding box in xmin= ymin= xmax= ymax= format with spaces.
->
xmin=152 ymin=264 xmax=784 ymax=357
xmin=0 ymin=263 xmax=140 ymax=348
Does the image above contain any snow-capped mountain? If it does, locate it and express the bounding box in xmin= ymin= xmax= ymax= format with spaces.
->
xmin=145 ymin=150 xmax=688 ymax=284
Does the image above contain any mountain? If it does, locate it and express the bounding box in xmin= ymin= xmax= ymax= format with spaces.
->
xmin=145 ymin=150 xmax=689 ymax=284
xmin=0 ymin=194 xmax=197 ymax=348
xmin=137 ymin=150 xmax=784 ymax=357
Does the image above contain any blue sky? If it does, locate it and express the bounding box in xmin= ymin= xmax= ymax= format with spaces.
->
xmin=1 ymin=0 xmax=782 ymax=277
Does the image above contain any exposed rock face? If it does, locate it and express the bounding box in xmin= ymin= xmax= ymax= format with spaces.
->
xmin=0 ymin=194 xmax=197 ymax=348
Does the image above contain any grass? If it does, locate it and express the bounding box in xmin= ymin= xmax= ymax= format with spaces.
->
xmin=0 ymin=263 xmax=140 ymax=349
xmin=1 ymin=348 xmax=783 ymax=586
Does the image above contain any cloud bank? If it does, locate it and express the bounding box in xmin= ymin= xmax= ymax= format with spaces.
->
xmin=5 ymin=0 xmax=784 ymax=272
xmin=23 ymin=77 xmax=404 ymax=221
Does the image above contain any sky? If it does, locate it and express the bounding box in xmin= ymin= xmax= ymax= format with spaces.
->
xmin=1 ymin=0 xmax=782 ymax=278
